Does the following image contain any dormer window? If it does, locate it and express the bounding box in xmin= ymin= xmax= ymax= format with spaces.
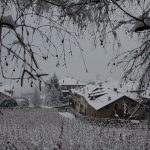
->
xmin=90 ymin=96 xmax=96 ymax=100
xmin=108 ymin=96 xmax=111 ymax=101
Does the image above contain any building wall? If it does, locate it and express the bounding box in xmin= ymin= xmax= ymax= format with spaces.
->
xmin=73 ymin=95 xmax=146 ymax=119
xmin=73 ymin=94 xmax=87 ymax=114
xmin=96 ymin=97 xmax=145 ymax=119
xmin=0 ymin=92 xmax=10 ymax=103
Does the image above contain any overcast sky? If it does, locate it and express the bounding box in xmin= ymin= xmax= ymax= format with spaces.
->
xmin=2 ymin=28 xmax=140 ymax=96
xmin=36 ymin=30 xmax=139 ymax=81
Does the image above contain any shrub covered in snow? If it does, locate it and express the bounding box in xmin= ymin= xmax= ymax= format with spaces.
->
xmin=0 ymin=109 xmax=149 ymax=150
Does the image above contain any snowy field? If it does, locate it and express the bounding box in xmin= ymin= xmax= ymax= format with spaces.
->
xmin=0 ymin=108 xmax=150 ymax=150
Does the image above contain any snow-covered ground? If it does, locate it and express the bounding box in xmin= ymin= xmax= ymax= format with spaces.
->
xmin=58 ymin=112 xmax=75 ymax=119
xmin=41 ymin=105 xmax=53 ymax=109
xmin=0 ymin=109 xmax=149 ymax=150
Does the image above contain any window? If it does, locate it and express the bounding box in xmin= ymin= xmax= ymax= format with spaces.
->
xmin=105 ymin=105 xmax=110 ymax=109
xmin=115 ymin=104 xmax=118 ymax=111
xmin=114 ymin=88 xmax=117 ymax=92
xmin=80 ymin=104 xmax=83 ymax=110
xmin=108 ymin=96 xmax=111 ymax=101
xmin=131 ymin=102 xmax=136 ymax=107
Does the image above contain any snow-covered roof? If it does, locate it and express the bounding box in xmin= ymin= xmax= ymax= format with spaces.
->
xmin=15 ymin=98 xmax=28 ymax=105
xmin=72 ymin=78 xmax=142 ymax=110
xmin=0 ymin=85 xmax=13 ymax=97
xmin=59 ymin=77 xmax=85 ymax=86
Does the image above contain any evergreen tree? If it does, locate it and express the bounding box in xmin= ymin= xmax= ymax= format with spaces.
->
xmin=45 ymin=74 xmax=62 ymax=107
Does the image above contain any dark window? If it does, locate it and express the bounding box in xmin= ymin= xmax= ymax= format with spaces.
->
xmin=115 ymin=104 xmax=118 ymax=111
xmin=90 ymin=93 xmax=106 ymax=100
xmin=114 ymin=88 xmax=117 ymax=92
xmin=80 ymin=104 xmax=84 ymax=114
xmin=131 ymin=102 xmax=136 ymax=107
xmin=105 ymin=105 xmax=110 ymax=109
xmin=108 ymin=96 xmax=111 ymax=101
xmin=80 ymin=104 xmax=83 ymax=110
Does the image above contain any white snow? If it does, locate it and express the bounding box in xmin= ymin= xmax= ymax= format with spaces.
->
xmin=131 ymin=120 xmax=140 ymax=124
xmin=72 ymin=78 xmax=145 ymax=110
xmin=59 ymin=112 xmax=75 ymax=119
xmin=0 ymin=109 xmax=148 ymax=149
xmin=15 ymin=98 xmax=27 ymax=105
xmin=41 ymin=105 xmax=53 ymax=109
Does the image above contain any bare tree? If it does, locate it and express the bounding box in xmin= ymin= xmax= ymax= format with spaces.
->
xmin=0 ymin=0 xmax=85 ymax=88
xmin=0 ymin=0 xmax=150 ymax=89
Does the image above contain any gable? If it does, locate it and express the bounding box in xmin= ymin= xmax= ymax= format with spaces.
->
xmin=97 ymin=95 xmax=139 ymax=110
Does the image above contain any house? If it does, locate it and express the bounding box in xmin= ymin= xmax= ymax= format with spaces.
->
xmin=71 ymin=79 xmax=147 ymax=119
xmin=0 ymin=84 xmax=14 ymax=99
xmin=59 ymin=77 xmax=86 ymax=97
xmin=0 ymin=84 xmax=17 ymax=108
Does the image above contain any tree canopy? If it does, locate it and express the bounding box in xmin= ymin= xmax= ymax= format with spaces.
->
xmin=45 ymin=74 xmax=62 ymax=107
xmin=0 ymin=0 xmax=150 ymax=89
